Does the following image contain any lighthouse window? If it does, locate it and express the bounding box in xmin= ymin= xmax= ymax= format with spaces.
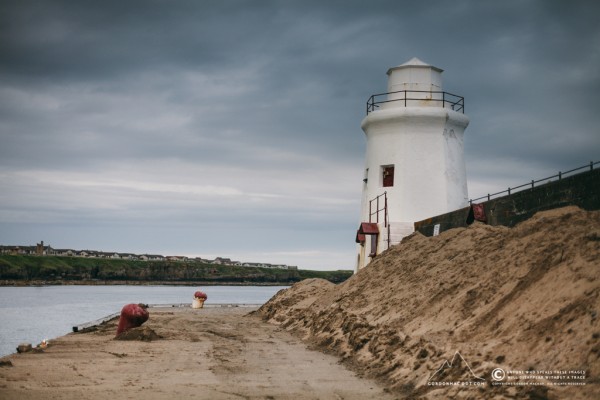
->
xmin=382 ymin=165 xmax=394 ymax=187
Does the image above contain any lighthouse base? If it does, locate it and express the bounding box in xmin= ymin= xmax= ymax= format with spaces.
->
xmin=355 ymin=221 xmax=414 ymax=271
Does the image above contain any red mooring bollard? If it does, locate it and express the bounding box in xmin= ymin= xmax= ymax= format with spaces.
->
xmin=116 ymin=303 xmax=149 ymax=335
xmin=192 ymin=290 xmax=208 ymax=309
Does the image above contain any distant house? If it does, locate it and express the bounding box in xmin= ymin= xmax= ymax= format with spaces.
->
xmin=166 ymin=256 xmax=188 ymax=262
xmin=77 ymin=250 xmax=97 ymax=257
xmin=0 ymin=246 xmax=29 ymax=255
xmin=11 ymin=246 xmax=24 ymax=255
xmin=36 ymin=241 xmax=45 ymax=255
xmin=0 ymin=243 xmax=293 ymax=272
xmin=24 ymin=246 xmax=37 ymax=255
xmin=140 ymin=254 xmax=164 ymax=261
xmin=246 ymin=262 xmax=266 ymax=268
xmin=241 ymin=262 xmax=290 ymax=269
xmin=212 ymin=257 xmax=232 ymax=265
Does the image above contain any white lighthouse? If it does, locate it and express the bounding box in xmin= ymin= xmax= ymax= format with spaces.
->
xmin=355 ymin=57 xmax=469 ymax=271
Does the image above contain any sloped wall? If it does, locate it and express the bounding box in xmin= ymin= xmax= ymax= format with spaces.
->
xmin=414 ymin=167 xmax=600 ymax=236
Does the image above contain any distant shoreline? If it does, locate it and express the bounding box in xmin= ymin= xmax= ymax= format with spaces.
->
xmin=0 ymin=255 xmax=353 ymax=285
xmin=0 ymin=279 xmax=292 ymax=287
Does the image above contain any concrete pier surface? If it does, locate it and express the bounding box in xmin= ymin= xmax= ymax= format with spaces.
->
xmin=0 ymin=307 xmax=395 ymax=400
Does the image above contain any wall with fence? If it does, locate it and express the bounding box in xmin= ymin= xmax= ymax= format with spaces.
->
xmin=414 ymin=163 xmax=600 ymax=237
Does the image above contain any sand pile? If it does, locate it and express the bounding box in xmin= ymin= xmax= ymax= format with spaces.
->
xmin=114 ymin=326 xmax=161 ymax=341
xmin=258 ymin=206 xmax=600 ymax=399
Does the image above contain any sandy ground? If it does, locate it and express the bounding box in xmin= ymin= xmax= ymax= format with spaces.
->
xmin=258 ymin=206 xmax=600 ymax=399
xmin=0 ymin=306 xmax=396 ymax=400
xmin=2 ymin=206 xmax=598 ymax=399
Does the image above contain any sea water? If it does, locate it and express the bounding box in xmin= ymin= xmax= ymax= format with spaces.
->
xmin=0 ymin=285 xmax=287 ymax=357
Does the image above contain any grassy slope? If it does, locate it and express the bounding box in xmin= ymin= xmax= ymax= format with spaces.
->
xmin=0 ymin=255 xmax=352 ymax=284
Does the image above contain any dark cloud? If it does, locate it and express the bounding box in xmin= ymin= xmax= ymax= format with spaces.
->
xmin=1 ymin=0 xmax=599 ymax=269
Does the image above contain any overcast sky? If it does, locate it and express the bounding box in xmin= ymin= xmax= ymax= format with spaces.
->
xmin=1 ymin=0 xmax=599 ymax=270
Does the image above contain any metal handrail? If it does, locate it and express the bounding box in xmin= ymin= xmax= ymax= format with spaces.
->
xmin=368 ymin=192 xmax=391 ymax=249
xmin=369 ymin=191 xmax=388 ymax=228
xmin=469 ymin=160 xmax=598 ymax=205
xmin=366 ymin=90 xmax=465 ymax=114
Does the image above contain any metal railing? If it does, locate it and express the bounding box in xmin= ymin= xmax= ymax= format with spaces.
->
xmin=366 ymin=90 xmax=465 ymax=114
xmin=369 ymin=192 xmax=391 ymax=250
xmin=469 ymin=160 xmax=598 ymax=205
xmin=369 ymin=191 xmax=388 ymax=227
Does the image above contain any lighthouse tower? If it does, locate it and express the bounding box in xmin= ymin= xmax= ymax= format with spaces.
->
xmin=355 ymin=58 xmax=469 ymax=271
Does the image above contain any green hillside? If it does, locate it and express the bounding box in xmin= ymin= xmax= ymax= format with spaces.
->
xmin=0 ymin=255 xmax=352 ymax=285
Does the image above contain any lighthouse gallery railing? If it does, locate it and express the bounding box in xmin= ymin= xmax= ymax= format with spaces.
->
xmin=366 ymin=90 xmax=464 ymax=114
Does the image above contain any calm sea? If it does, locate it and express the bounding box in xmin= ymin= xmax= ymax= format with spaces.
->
xmin=0 ymin=285 xmax=287 ymax=357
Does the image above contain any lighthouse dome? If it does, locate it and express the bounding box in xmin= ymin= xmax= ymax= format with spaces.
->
xmin=386 ymin=57 xmax=443 ymax=93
